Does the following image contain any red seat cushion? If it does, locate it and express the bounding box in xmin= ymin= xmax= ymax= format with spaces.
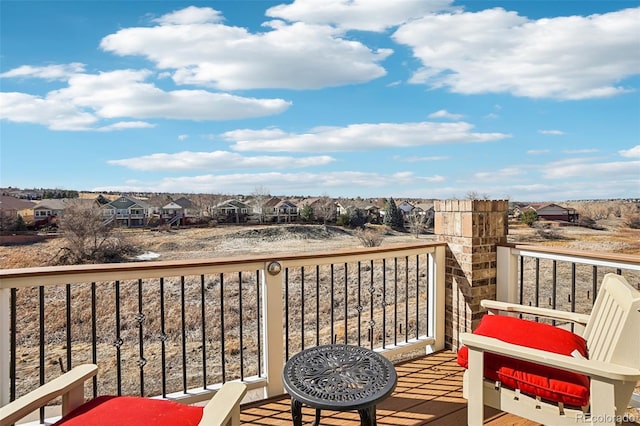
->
xmin=53 ymin=395 xmax=204 ymax=426
xmin=457 ymin=314 xmax=590 ymax=407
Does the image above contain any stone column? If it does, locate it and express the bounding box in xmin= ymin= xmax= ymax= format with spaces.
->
xmin=434 ymin=200 xmax=509 ymax=350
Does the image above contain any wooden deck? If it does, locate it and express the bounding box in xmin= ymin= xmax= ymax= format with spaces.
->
xmin=239 ymin=351 xmax=540 ymax=425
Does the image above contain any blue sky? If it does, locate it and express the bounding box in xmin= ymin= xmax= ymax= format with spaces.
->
xmin=1 ymin=0 xmax=638 ymax=201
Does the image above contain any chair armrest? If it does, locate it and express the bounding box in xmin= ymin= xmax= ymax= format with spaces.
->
xmin=481 ymin=300 xmax=590 ymax=325
xmin=199 ymin=382 xmax=247 ymax=426
xmin=460 ymin=333 xmax=640 ymax=382
xmin=0 ymin=364 xmax=98 ymax=426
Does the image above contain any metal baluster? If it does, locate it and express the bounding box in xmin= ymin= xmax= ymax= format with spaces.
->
xmin=91 ymin=282 xmax=97 ymax=397
xmin=315 ymin=265 xmax=320 ymax=347
xmin=66 ymin=284 xmax=72 ymax=371
xmin=382 ymin=259 xmax=386 ymax=349
xmin=200 ymin=275 xmax=207 ymax=388
xmin=10 ymin=288 xmax=16 ymax=402
xmin=344 ymin=262 xmax=348 ymax=345
xmin=220 ymin=273 xmax=226 ymax=382
xmin=592 ymin=265 xmax=598 ymax=306
xmin=357 ymin=261 xmax=362 ymax=347
xmin=330 ymin=264 xmax=334 ymax=344
xmin=285 ymin=268 xmax=289 ymax=359
xmin=552 ymin=261 xmax=557 ymax=326
xmin=415 ymin=255 xmax=420 ymax=340
xmin=160 ymin=277 xmax=167 ymax=397
xmin=405 ymin=256 xmax=409 ymax=344
xmin=256 ymin=270 xmax=262 ymax=377
xmin=181 ymin=276 xmax=187 ymax=393
xmin=114 ymin=280 xmax=122 ymax=396
xmin=301 ymin=267 xmax=305 ymax=351
xmin=239 ymin=272 xmax=244 ymax=380
xmin=369 ymin=259 xmax=374 ymax=350
xmin=394 ymin=257 xmax=398 ymax=346
xmin=39 ymin=286 xmax=45 ymax=424
xmin=137 ymin=278 xmax=146 ymax=396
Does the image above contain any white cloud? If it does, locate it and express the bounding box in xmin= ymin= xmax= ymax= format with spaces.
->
xmin=542 ymin=159 xmax=640 ymax=179
xmin=178 ymin=134 xmax=189 ymax=141
xmin=473 ymin=167 xmax=523 ymax=181
xmin=0 ymin=63 xmax=86 ymax=80
xmin=561 ymin=149 xmax=599 ymax=154
xmin=0 ymin=92 xmax=98 ymax=131
xmin=393 ymin=7 xmax=640 ymax=100
xmin=107 ymin=151 xmax=335 ymax=171
xmin=93 ymin=170 xmax=447 ymax=195
xmin=538 ymin=130 xmax=566 ymax=135
xmin=98 ymin=121 xmax=155 ymax=131
xmin=153 ymin=5 xmax=224 ymax=25
xmin=222 ymin=121 xmax=511 ymax=152
xmin=0 ymin=68 xmax=291 ymax=130
xmin=395 ymin=155 xmax=449 ymax=162
xmin=527 ymin=149 xmax=551 ymax=155
xmin=428 ymin=109 xmax=463 ymax=120
xmin=99 ymin=7 xmax=391 ymax=90
xmin=619 ymin=145 xmax=640 ymax=158
xmin=266 ymin=0 xmax=454 ymax=32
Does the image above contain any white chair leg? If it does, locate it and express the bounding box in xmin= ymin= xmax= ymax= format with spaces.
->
xmin=467 ymin=347 xmax=485 ymax=426
xmin=589 ymin=379 xmax=617 ymax=426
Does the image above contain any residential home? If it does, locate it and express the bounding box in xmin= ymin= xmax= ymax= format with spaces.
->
xmin=524 ymin=203 xmax=579 ymax=222
xmin=397 ymin=200 xmax=416 ymax=215
xmin=102 ymin=195 xmax=151 ymax=227
xmin=213 ymin=199 xmax=250 ymax=224
xmin=299 ymin=197 xmax=338 ymax=223
xmin=33 ymin=198 xmax=97 ymax=227
xmin=161 ymin=197 xmax=198 ymax=226
xmin=0 ymin=195 xmax=36 ymax=229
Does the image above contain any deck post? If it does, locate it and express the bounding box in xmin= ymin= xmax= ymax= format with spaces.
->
xmin=0 ymin=287 xmax=9 ymax=407
xmin=434 ymin=200 xmax=509 ymax=350
xmin=262 ymin=261 xmax=285 ymax=398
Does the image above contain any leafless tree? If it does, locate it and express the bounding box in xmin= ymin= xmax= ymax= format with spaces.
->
xmin=407 ymin=209 xmax=431 ymax=238
xmin=54 ymin=201 xmax=137 ymax=264
xmin=317 ymin=194 xmax=336 ymax=225
xmin=250 ymin=186 xmax=270 ymax=224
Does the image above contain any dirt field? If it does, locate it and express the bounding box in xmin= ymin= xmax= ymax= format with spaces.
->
xmin=2 ymin=218 xmax=639 ymax=269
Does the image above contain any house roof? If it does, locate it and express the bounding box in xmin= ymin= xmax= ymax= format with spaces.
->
xmin=216 ymin=199 xmax=249 ymax=209
xmin=0 ymin=195 xmax=37 ymax=211
xmin=34 ymin=198 xmax=71 ymax=210
xmin=107 ymin=196 xmax=150 ymax=210
xmin=173 ymin=197 xmax=194 ymax=209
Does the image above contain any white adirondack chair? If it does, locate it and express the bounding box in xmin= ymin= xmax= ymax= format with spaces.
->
xmin=460 ymin=273 xmax=640 ymax=426
xmin=0 ymin=364 xmax=247 ymax=426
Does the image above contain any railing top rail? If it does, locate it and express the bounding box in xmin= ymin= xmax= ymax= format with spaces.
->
xmin=0 ymin=242 xmax=443 ymax=288
xmin=502 ymin=244 xmax=640 ymax=270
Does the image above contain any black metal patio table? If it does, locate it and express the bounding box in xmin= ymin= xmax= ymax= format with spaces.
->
xmin=282 ymin=344 xmax=397 ymax=426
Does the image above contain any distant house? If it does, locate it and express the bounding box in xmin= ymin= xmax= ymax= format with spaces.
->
xmin=161 ymin=197 xmax=198 ymax=226
xmin=213 ymin=199 xmax=250 ymax=223
xmin=32 ymin=198 xmax=97 ymax=227
xmin=299 ymin=197 xmax=338 ymax=223
xmin=102 ymin=195 xmax=150 ymax=227
xmin=524 ymin=203 xmax=579 ymax=222
xmin=0 ymin=196 xmax=36 ymax=229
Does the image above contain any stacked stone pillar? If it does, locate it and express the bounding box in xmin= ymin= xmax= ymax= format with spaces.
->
xmin=434 ymin=200 xmax=509 ymax=350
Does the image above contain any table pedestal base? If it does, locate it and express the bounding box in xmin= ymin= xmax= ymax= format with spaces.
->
xmin=291 ymin=398 xmax=378 ymax=426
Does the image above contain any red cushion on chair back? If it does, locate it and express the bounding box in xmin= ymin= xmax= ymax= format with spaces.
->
xmin=457 ymin=314 xmax=590 ymax=407
xmin=53 ymin=395 xmax=204 ymax=426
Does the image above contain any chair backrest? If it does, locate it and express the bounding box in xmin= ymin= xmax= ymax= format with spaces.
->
xmin=582 ymin=273 xmax=640 ymax=367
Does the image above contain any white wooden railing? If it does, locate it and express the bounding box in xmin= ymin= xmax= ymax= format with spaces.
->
xmin=0 ymin=242 xmax=446 ymax=413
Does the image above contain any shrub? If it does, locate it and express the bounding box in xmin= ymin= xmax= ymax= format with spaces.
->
xmin=353 ymin=226 xmax=385 ymax=247
xmin=626 ymin=214 xmax=640 ymax=229
xmin=520 ymin=210 xmax=538 ymax=226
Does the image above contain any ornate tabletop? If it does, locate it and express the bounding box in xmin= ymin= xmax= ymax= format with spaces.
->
xmin=282 ymin=344 xmax=397 ymax=426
